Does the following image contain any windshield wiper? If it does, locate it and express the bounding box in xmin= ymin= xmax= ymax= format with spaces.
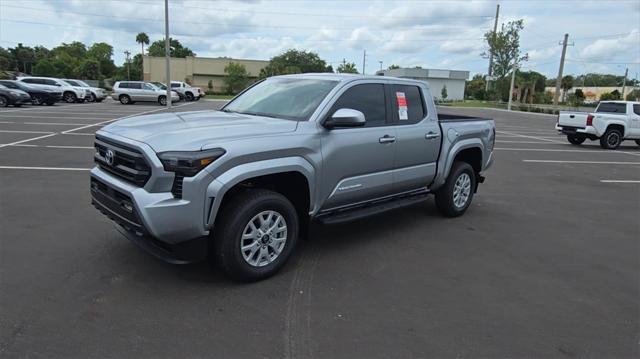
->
xmin=238 ymin=111 xmax=280 ymax=119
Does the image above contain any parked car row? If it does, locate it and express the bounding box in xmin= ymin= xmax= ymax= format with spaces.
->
xmin=0 ymin=76 xmax=108 ymax=107
xmin=112 ymin=81 xmax=204 ymax=106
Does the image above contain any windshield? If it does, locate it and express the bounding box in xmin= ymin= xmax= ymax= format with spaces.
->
xmin=223 ymin=78 xmax=338 ymax=121
xmin=152 ymin=82 xmax=166 ymax=89
xmin=145 ymin=83 xmax=159 ymax=90
xmin=62 ymin=80 xmax=79 ymax=86
xmin=75 ymin=80 xmax=90 ymax=87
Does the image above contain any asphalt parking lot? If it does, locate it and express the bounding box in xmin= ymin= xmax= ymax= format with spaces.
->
xmin=1 ymin=100 xmax=638 ymax=358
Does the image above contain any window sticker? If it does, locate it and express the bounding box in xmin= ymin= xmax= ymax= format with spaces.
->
xmin=396 ymin=92 xmax=408 ymax=120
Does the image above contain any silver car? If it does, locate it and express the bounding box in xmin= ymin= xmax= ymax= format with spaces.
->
xmin=112 ymin=81 xmax=179 ymax=105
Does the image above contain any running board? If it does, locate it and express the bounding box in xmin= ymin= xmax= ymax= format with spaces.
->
xmin=316 ymin=192 xmax=430 ymax=225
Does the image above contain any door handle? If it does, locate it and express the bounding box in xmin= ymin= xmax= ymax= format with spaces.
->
xmin=379 ymin=135 xmax=396 ymax=144
xmin=425 ymin=132 xmax=440 ymax=140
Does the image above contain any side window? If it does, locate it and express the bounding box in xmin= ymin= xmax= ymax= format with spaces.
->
xmin=170 ymin=83 xmax=180 ymax=88
xmin=330 ymin=84 xmax=387 ymax=127
xmin=130 ymin=83 xmax=143 ymax=90
xmin=22 ymin=78 xmax=37 ymax=84
xmin=143 ymin=83 xmax=154 ymax=90
xmin=45 ymin=79 xmax=57 ymax=86
xmin=391 ymin=85 xmax=425 ymax=124
xmin=633 ymin=104 xmax=640 ymax=116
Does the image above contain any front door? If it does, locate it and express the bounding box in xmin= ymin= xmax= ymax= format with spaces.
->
xmin=319 ymin=83 xmax=396 ymax=210
xmin=390 ymin=84 xmax=441 ymax=192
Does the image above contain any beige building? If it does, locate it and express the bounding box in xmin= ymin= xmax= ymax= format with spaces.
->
xmin=545 ymin=86 xmax=637 ymax=101
xmin=143 ymin=56 xmax=269 ymax=92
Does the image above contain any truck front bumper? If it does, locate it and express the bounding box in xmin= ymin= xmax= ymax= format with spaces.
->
xmin=90 ymin=167 xmax=209 ymax=264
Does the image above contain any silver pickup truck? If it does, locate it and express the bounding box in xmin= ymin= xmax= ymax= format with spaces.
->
xmin=91 ymin=74 xmax=495 ymax=281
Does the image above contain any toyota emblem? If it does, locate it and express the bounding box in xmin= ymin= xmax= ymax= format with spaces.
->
xmin=105 ymin=149 xmax=115 ymax=166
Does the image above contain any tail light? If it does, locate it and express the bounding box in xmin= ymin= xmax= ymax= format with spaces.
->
xmin=586 ymin=114 xmax=594 ymax=126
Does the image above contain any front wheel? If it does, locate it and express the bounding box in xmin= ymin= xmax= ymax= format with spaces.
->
xmin=212 ymin=189 xmax=299 ymax=282
xmin=87 ymin=94 xmax=96 ymax=102
xmin=0 ymin=95 xmax=8 ymax=107
xmin=158 ymin=95 xmax=167 ymax=106
xmin=435 ymin=161 xmax=476 ymax=217
xmin=567 ymin=135 xmax=585 ymax=145
xmin=185 ymin=92 xmax=194 ymax=101
xmin=63 ymin=92 xmax=77 ymax=103
xmin=32 ymin=95 xmax=44 ymax=105
xmin=599 ymin=128 xmax=623 ymax=150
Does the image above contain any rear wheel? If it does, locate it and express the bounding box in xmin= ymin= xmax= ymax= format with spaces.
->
xmin=213 ymin=189 xmax=299 ymax=282
xmin=0 ymin=95 xmax=7 ymax=107
xmin=119 ymin=94 xmax=131 ymax=105
xmin=32 ymin=95 xmax=44 ymax=105
xmin=63 ymin=92 xmax=77 ymax=103
xmin=435 ymin=161 xmax=476 ymax=217
xmin=158 ymin=95 xmax=167 ymax=106
xmin=599 ymin=128 xmax=623 ymax=149
xmin=567 ymin=135 xmax=585 ymax=145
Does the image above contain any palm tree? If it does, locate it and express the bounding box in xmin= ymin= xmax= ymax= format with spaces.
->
xmin=135 ymin=32 xmax=150 ymax=56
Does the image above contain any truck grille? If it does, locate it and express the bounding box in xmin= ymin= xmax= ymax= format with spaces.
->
xmin=94 ymin=135 xmax=151 ymax=186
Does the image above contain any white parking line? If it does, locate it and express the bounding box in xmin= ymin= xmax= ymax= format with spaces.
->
xmin=496 ymin=130 xmax=563 ymax=143
xmin=495 ymin=140 xmax=555 ymax=144
xmin=0 ymin=133 xmax=56 ymax=148
xmin=600 ymin=180 xmax=640 ymax=183
xmin=0 ymin=166 xmax=91 ymax=171
xmin=0 ymin=130 xmax=53 ymax=134
xmin=496 ymin=147 xmax=640 ymax=156
xmin=23 ymin=122 xmax=92 ymax=126
xmin=2 ymin=144 xmax=93 ymax=149
xmin=523 ymin=160 xmax=640 ymax=165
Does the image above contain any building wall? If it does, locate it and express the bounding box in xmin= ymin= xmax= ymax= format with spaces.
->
xmin=376 ymin=68 xmax=470 ymax=100
xmin=544 ymin=86 xmax=636 ymax=101
xmin=143 ymin=56 xmax=269 ymax=92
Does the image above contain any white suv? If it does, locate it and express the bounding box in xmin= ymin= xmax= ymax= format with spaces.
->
xmin=18 ymin=77 xmax=90 ymax=103
xmin=62 ymin=79 xmax=107 ymax=103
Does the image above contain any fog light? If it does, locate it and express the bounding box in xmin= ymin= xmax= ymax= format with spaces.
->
xmin=121 ymin=202 xmax=133 ymax=213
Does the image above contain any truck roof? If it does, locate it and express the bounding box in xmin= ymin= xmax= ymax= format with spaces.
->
xmin=600 ymin=100 xmax=640 ymax=104
xmin=275 ymin=73 xmax=430 ymax=87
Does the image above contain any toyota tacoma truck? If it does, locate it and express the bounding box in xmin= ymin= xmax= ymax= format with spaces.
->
xmin=91 ymin=74 xmax=495 ymax=281
xmin=556 ymin=101 xmax=640 ymax=149
xmin=170 ymin=81 xmax=204 ymax=101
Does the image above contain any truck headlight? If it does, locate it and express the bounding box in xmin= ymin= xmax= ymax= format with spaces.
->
xmin=157 ymin=148 xmax=225 ymax=176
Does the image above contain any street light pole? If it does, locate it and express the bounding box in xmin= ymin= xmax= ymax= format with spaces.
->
xmin=164 ymin=0 xmax=171 ymax=109
xmin=508 ymin=63 xmax=517 ymax=111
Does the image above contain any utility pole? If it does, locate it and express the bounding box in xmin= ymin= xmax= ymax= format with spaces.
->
xmin=124 ymin=50 xmax=131 ymax=80
xmin=553 ymin=33 xmax=573 ymax=106
xmin=507 ymin=63 xmax=517 ymax=111
xmin=485 ymin=3 xmax=500 ymax=92
xmin=164 ymin=0 xmax=171 ymax=109
xmin=379 ymin=60 xmax=383 ymax=71
xmin=621 ymin=67 xmax=628 ymax=100
xmin=362 ymin=50 xmax=366 ymax=75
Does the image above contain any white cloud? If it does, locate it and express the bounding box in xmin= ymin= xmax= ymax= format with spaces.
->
xmin=579 ymin=29 xmax=639 ymax=60
xmin=439 ymin=40 xmax=483 ymax=54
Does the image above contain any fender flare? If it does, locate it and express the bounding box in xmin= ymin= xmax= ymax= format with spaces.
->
xmin=598 ymin=120 xmax=627 ymax=137
xmin=433 ymin=138 xmax=485 ymax=189
xmin=204 ymin=157 xmax=316 ymax=228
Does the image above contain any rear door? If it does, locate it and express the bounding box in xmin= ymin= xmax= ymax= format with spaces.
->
xmin=319 ymin=82 xmax=396 ymax=210
xmin=390 ymin=84 xmax=441 ymax=192
xmin=128 ymin=83 xmax=144 ymax=101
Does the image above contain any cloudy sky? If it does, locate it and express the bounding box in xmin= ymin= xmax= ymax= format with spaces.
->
xmin=1 ymin=0 xmax=639 ymax=80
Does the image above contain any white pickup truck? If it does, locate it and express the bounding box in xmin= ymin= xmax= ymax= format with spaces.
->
xmin=170 ymin=81 xmax=204 ymax=101
xmin=556 ymin=101 xmax=640 ymax=149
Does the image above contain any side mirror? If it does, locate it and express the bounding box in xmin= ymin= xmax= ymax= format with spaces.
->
xmin=324 ymin=108 xmax=366 ymax=129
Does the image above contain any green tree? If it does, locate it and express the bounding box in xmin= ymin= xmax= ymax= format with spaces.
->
xmin=482 ymin=20 xmax=528 ymax=79
xmin=10 ymin=43 xmax=35 ymax=73
xmin=147 ymin=38 xmax=195 ymax=58
xmin=136 ymin=32 xmax=150 ymax=56
xmin=0 ymin=47 xmax=15 ymax=71
xmin=441 ymin=84 xmax=448 ymax=100
xmin=207 ymin=79 xmax=213 ymax=92
xmin=76 ymin=58 xmax=100 ymax=79
xmin=626 ymin=89 xmax=640 ymax=101
xmin=32 ymin=58 xmax=57 ymax=76
xmin=224 ymin=62 xmax=249 ymax=94
xmin=52 ymin=41 xmax=87 ymax=60
xmin=561 ymin=75 xmax=574 ymax=102
xmin=87 ymin=42 xmax=115 ymax=78
xmin=336 ymin=62 xmax=358 ymax=74
xmin=465 ymin=74 xmax=486 ymax=100
xmin=387 ymin=64 xmax=400 ymax=70
xmin=259 ymin=49 xmax=331 ymax=78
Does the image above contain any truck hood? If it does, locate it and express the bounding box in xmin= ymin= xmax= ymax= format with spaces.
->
xmin=100 ymin=110 xmax=298 ymax=152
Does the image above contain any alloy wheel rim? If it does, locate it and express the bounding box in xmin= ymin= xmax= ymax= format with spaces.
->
xmin=0 ymin=98 xmax=6 ymax=106
xmin=240 ymin=210 xmax=287 ymax=267
xmin=453 ymin=173 xmax=471 ymax=208
xmin=608 ymin=133 xmax=619 ymax=146
xmin=33 ymin=96 xmax=41 ymax=105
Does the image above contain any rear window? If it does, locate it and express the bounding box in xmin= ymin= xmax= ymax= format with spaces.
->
xmin=44 ymin=79 xmax=58 ymax=86
xmin=117 ymin=82 xmax=129 ymax=89
xmin=391 ymin=85 xmax=425 ymax=124
xmin=22 ymin=78 xmax=40 ymax=84
xmin=633 ymin=104 xmax=640 ymax=116
xmin=596 ymin=102 xmax=626 ymax=114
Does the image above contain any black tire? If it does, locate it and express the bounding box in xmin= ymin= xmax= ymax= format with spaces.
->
xmin=45 ymin=101 xmax=55 ymax=106
xmin=88 ymin=94 xmax=96 ymax=102
xmin=185 ymin=92 xmax=194 ymax=101
xmin=635 ymin=139 xmax=640 ymax=147
xmin=567 ymin=135 xmax=585 ymax=145
xmin=213 ymin=189 xmax=299 ymax=282
xmin=14 ymin=104 xmax=21 ymax=107
xmin=0 ymin=95 xmax=7 ymax=107
xmin=63 ymin=92 xmax=77 ymax=103
xmin=158 ymin=95 xmax=167 ymax=106
xmin=194 ymin=96 xmax=201 ymax=101
xmin=599 ymin=128 xmax=623 ymax=149
xmin=435 ymin=161 xmax=476 ymax=217
xmin=119 ymin=94 xmax=131 ymax=105
xmin=32 ymin=95 xmax=44 ymax=105
xmin=96 ymin=99 xmax=103 ymax=103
